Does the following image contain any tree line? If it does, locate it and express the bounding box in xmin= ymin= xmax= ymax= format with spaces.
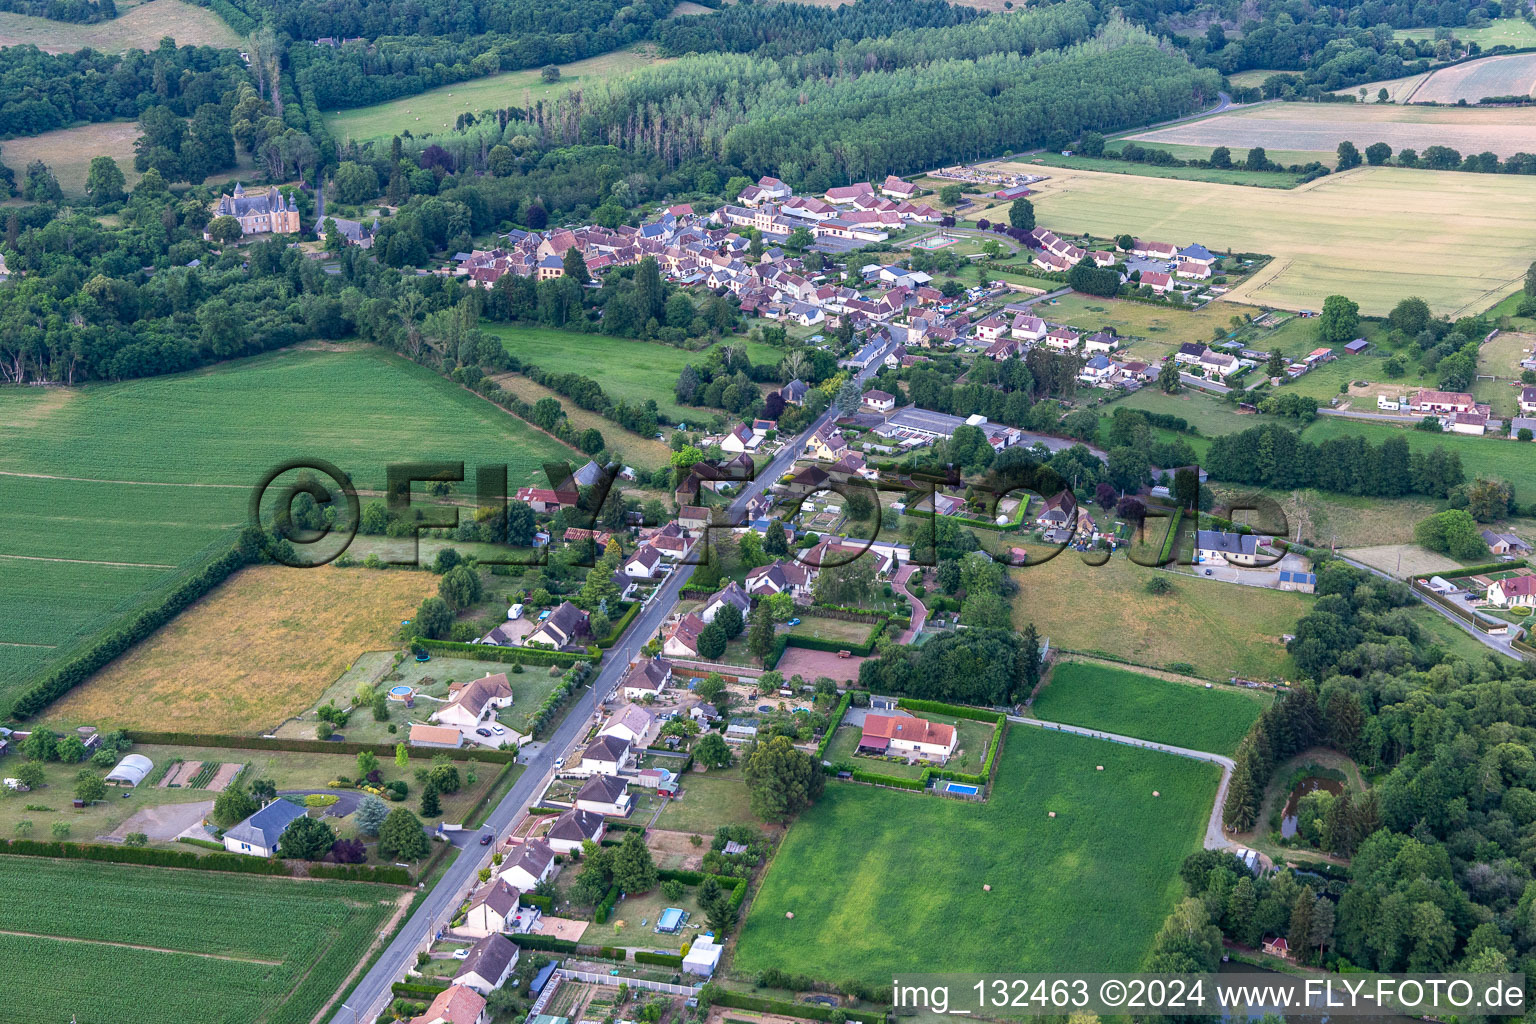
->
xmin=1204 ymin=422 xmax=1466 ymax=499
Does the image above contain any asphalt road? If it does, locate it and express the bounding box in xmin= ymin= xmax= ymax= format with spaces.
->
xmin=332 ymin=338 xmax=895 ymax=1024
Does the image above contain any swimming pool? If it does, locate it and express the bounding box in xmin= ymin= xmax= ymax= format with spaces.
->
xmin=944 ymin=782 xmax=979 ymax=795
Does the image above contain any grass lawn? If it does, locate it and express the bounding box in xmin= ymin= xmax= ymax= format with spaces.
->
xmin=0 ymin=121 xmax=259 ymax=197
xmin=0 ymin=0 xmax=241 ymax=51
xmin=783 ymin=617 xmax=878 ymax=646
xmin=1110 ymin=138 xmax=1336 ymax=170
xmin=0 ymin=855 xmax=399 ymax=1024
xmin=1017 ymin=161 xmax=1536 ymax=316
xmin=1299 ymin=415 xmax=1530 ymax=483
xmin=1206 ymin=486 xmax=1444 ymax=548
xmin=45 ymin=565 xmax=436 ymax=735
xmin=484 ymin=322 xmax=783 ymax=424
xmin=733 ymin=726 xmax=1220 ymax=982
xmin=325 ymin=44 xmax=669 ymax=142
xmin=606 ymin=885 xmax=708 ymax=950
xmin=1407 ymin=605 xmax=1514 ymax=664
xmin=1031 ymin=661 xmax=1267 ymax=756
xmin=1009 ymin=552 xmax=1311 ymax=681
xmin=0 ymin=346 xmax=575 ymax=716
xmin=821 ymin=712 xmax=995 ymax=777
xmin=653 ymin=766 xmax=755 ymax=833
xmin=1039 ymin=293 xmax=1263 ymax=355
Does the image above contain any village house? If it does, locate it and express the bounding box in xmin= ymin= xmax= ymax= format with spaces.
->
xmin=204 ymin=183 xmax=301 ymax=239
xmin=574 ymin=773 xmax=633 ymax=816
xmin=1131 ymin=238 xmax=1178 ymax=259
xmin=1083 ymin=331 xmax=1119 ymax=354
xmin=720 ymin=423 xmax=758 ymax=454
xmin=1410 ymin=389 xmax=1477 ymax=414
xmin=462 ymin=878 xmax=526 ymax=938
xmin=1036 ymin=490 xmax=1078 ymax=530
xmin=1449 ymin=411 xmax=1489 ymax=436
xmin=857 ymin=714 xmax=957 ymax=762
xmin=678 ymin=505 xmax=711 ymax=531
xmin=862 ymin=389 xmax=897 ymax=413
xmin=701 ymin=581 xmax=752 ymax=624
xmin=663 ymin=612 xmax=707 ymax=659
xmin=454 ymin=933 xmax=519 ymax=996
xmin=880 ymin=174 xmax=919 ymax=199
xmin=1195 ymin=530 xmax=1266 ymax=567
xmin=757 ymin=175 xmax=793 ymax=201
xmin=431 ymin=673 xmax=513 ymax=733
xmin=623 ymin=544 xmax=663 ymax=579
xmin=807 ymin=423 xmax=849 ymax=461
xmin=825 ymin=182 xmax=876 ymax=204
xmin=500 ymin=840 xmax=556 ymax=891
xmin=546 ymin=808 xmax=607 ymax=854
xmin=222 ymin=800 xmax=307 ymax=858
xmin=1011 ymin=314 xmax=1047 ymax=341
xmin=621 ymin=658 xmax=672 ymax=700
xmin=525 ymin=602 xmax=590 ymax=650
xmin=779 ymin=379 xmax=810 ymax=406
xmin=1141 ymin=271 xmax=1174 ymax=294
xmin=746 ymin=559 xmax=815 ymax=602
xmin=1044 ymin=327 xmax=1080 ymax=351
xmin=1488 ymin=575 xmax=1536 ymax=610
xmin=409 ymin=985 xmax=488 ymax=1024
xmin=514 ymin=486 xmax=578 ymax=513
xmin=600 ymin=704 xmax=656 ymax=748
xmin=1521 ymin=387 xmax=1536 ymax=416
xmin=578 ymin=735 xmax=633 ymax=776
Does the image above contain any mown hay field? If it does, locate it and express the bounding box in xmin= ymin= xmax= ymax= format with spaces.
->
xmin=0 ymin=856 xmax=398 ymax=1024
xmin=1031 ymin=661 xmax=1268 ymax=756
xmin=1008 ymin=551 xmax=1311 ymax=682
xmin=734 ymin=726 xmax=1220 ymax=983
xmin=0 ymin=0 xmax=241 ymax=51
xmin=45 ymin=565 xmax=437 ymax=733
xmin=1129 ymin=102 xmax=1536 ymax=160
xmin=1020 ymin=161 xmax=1536 ymax=315
xmin=1408 ymin=52 xmax=1536 ymax=102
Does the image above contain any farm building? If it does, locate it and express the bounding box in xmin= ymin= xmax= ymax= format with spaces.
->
xmin=104 ymin=753 xmax=154 ymax=787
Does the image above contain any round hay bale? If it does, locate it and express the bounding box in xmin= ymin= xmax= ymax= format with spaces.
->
xmin=983 ymin=884 xmax=991 ymax=891
xmin=1096 ymin=765 xmax=1103 ymax=771
xmin=1048 ymin=811 xmax=1056 ymax=818
xmin=786 ymin=911 xmax=794 ymax=919
xmin=1153 ymin=790 xmax=1160 ymax=797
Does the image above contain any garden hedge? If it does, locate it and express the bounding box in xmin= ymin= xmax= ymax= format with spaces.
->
xmin=0 ymin=837 xmax=290 ymax=874
xmin=657 ymin=868 xmax=747 ymax=888
xmin=596 ymin=601 xmax=643 ymax=648
xmin=11 ymin=531 xmax=255 ymax=718
xmin=816 ymin=692 xmax=852 ymax=763
xmin=414 ymin=636 xmax=600 ymax=667
xmin=784 ymin=622 xmax=884 ymax=657
xmin=594 ymin=882 xmax=620 ymax=924
xmin=520 ymin=893 xmax=553 ymax=911
xmin=894 ymin=698 xmax=1002 ymax=724
xmin=709 ymin=992 xmax=886 ymax=1024
xmin=310 ymin=863 xmax=412 ymax=884
xmin=1420 ymin=560 xmax=1528 ymax=580
xmin=392 ymin=982 xmax=450 ymax=999
xmin=635 ymin=951 xmax=684 ymax=967
xmin=503 ymin=934 xmax=578 ymax=952
xmin=122 ymin=730 xmax=518 ymax=763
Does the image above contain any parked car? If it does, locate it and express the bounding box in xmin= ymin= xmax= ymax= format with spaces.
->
xmin=491 ymin=724 xmax=505 ymax=735
xmin=479 ymin=832 xmax=493 ymax=846
xmin=787 ymin=617 xmax=801 ymax=626
xmin=553 ymin=757 xmax=565 ymax=769
xmin=1203 ymin=569 xmax=1213 ymax=576
xmin=476 ymin=727 xmax=493 ymax=737
xmin=453 ymin=948 xmax=470 ymax=960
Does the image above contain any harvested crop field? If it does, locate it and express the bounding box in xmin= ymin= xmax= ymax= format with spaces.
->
xmin=0 ymin=122 xmax=142 ymax=197
xmin=1129 ymin=102 xmax=1536 ymax=160
xmin=1408 ymin=52 xmax=1536 ymax=103
xmin=46 ymin=565 xmax=437 ymax=734
xmin=0 ymin=0 xmax=242 ymax=51
xmin=1020 ymin=162 xmax=1536 ymax=315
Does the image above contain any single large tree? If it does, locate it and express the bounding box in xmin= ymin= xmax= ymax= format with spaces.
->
xmin=378 ymin=808 xmax=432 ymax=860
xmin=612 ymin=832 xmax=659 ymax=892
xmin=355 ymin=794 xmax=390 ymax=836
xmin=742 ymin=735 xmax=824 ymax=823
xmin=1008 ymin=197 xmax=1035 ymax=230
xmin=279 ymin=816 xmax=336 ymax=860
xmin=694 ymin=732 xmax=734 ymax=769
xmin=1317 ymin=294 xmax=1360 ymax=344
xmin=74 ymin=769 xmax=106 ymax=805
xmin=212 ymin=784 xmax=259 ymax=827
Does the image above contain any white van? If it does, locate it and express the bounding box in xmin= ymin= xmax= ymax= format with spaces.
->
xmin=509 ymin=603 xmax=524 ymax=620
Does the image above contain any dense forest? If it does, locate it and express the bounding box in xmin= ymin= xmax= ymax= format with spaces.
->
xmin=1145 ymin=557 xmax=1536 ymax=976
xmin=0 ymin=41 xmax=247 ymax=137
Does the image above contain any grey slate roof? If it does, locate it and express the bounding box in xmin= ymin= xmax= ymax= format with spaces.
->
xmin=224 ymin=799 xmax=307 ymax=850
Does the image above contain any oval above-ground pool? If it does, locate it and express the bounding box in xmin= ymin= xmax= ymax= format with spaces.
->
xmin=387 ymin=685 xmax=414 ymax=700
